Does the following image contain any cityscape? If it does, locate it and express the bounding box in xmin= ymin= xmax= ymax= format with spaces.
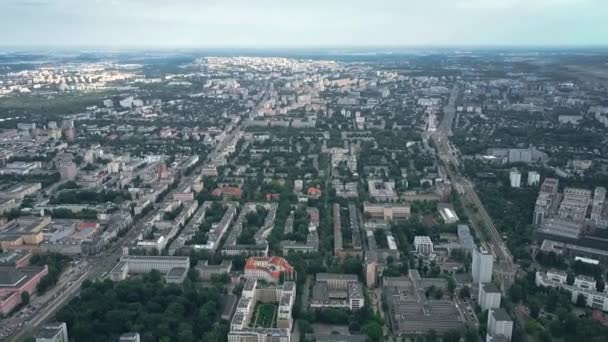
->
xmin=1 ymin=1 xmax=608 ymax=342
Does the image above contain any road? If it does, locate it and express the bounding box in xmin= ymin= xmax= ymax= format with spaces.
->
xmin=8 ymin=127 xmax=243 ymax=341
xmin=431 ymin=84 xmax=516 ymax=290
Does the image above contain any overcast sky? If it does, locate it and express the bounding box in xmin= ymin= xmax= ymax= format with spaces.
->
xmin=1 ymin=0 xmax=607 ymax=48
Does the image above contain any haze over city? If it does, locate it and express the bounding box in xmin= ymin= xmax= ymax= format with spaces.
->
xmin=1 ymin=0 xmax=607 ymax=47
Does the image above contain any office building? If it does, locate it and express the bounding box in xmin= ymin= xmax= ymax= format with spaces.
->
xmin=110 ymin=255 xmax=189 ymax=283
xmin=472 ymin=247 xmax=494 ymax=284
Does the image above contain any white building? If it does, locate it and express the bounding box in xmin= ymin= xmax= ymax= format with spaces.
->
xmin=509 ymin=168 xmax=521 ymax=188
xmin=536 ymin=271 xmax=608 ymax=311
xmin=229 ymin=279 xmax=295 ymax=342
xmin=110 ymin=255 xmax=190 ymax=283
xmin=472 ymin=247 xmax=494 ymax=284
xmin=119 ymin=333 xmax=141 ymax=342
xmin=439 ymin=206 xmax=460 ymax=224
xmin=527 ymin=171 xmax=540 ymax=186
xmin=479 ymin=282 xmax=502 ymax=311
xmin=414 ymin=236 xmax=434 ymax=255
xmin=36 ymin=322 xmax=69 ymax=342
xmin=487 ymin=308 xmax=513 ymax=341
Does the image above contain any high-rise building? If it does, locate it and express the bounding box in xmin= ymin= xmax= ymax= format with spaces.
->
xmin=487 ymin=308 xmax=513 ymax=341
xmin=509 ymin=168 xmax=521 ymax=188
xmin=533 ymin=178 xmax=559 ymax=226
xmin=414 ymin=236 xmax=434 ymax=255
xmin=527 ymin=171 xmax=540 ymax=186
xmin=591 ymin=187 xmax=606 ymax=223
xmin=472 ymin=247 xmax=494 ymax=284
xmin=479 ymin=282 xmax=502 ymax=311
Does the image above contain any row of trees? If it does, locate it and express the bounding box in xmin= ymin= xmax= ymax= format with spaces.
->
xmin=50 ymin=189 xmax=132 ymax=205
xmin=30 ymin=253 xmax=69 ymax=295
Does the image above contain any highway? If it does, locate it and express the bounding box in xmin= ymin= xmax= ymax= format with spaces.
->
xmin=431 ymin=85 xmax=516 ymax=290
xmin=8 ymin=127 xmax=242 ymax=341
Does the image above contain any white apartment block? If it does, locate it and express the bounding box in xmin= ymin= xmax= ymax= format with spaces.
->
xmin=527 ymin=171 xmax=540 ymax=186
xmin=472 ymin=247 xmax=494 ymax=284
xmin=414 ymin=236 xmax=434 ymax=255
xmin=479 ymin=282 xmax=502 ymax=311
xmin=509 ymin=168 xmax=521 ymax=188
xmin=487 ymin=308 xmax=513 ymax=341
xmin=536 ymin=271 xmax=608 ymax=311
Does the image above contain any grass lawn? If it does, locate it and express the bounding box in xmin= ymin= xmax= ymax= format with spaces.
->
xmin=251 ymin=303 xmax=277 ymax=328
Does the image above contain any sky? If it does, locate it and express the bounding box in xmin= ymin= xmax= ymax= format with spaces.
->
xmin=0 ymin=0 xmax=607 ymax=48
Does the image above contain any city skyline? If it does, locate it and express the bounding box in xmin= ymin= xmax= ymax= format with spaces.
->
xmin=1 ymin=0 xmax=607 ymax=48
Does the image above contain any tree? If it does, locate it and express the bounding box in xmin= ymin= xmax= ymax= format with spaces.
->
xmin=576 ymin=293 xmax=587 ymax=307
xmin=441 ymin=331 xmax=462 ymax=342
xmin=459 ymin=286 xmax=471 ymax=299
xmin=362 ymin=321 xmax=383 ymax=342
xmin=21 ymin=291 xmax=30 ymax=305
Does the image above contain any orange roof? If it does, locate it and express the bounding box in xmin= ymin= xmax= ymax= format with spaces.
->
xmin=307 ymin=187 xmax=322 ymax=198
xmin=78 ymin=221 xmax=99 ymax=230
xmin=245 ymin=256 xmax=294 ymax=278
xmin=213 ymin=187 xmax=242 ymax=198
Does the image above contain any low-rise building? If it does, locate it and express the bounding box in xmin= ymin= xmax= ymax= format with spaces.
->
xmin=196 ymin=260 xmax=233 ymax=281
xmin=368 ymin=180 xmax=399 ymax=202
xmin=363 ymin=202 xmax=410 ymax=220
xmin=110 ymin=255 xmax=190 ymax=284
xmin=36 ymin=322 xmax=69 ymax=342
xmin=119 ymin=333 xmax=140 ymax=342
xmin=536 ymin=270 xmax=608 ymax=311
xmin=0 ymin=265 xmax=48 ymax=315
xmin=310 ymin=273 xmax=364 ymax=311
xmin=0 ymin=216 xmax=49 ymax=250
xmin=244 ymin=256 xmax=295 ymax=283
xmin=0 ymin=182 xmax=42 ymax=200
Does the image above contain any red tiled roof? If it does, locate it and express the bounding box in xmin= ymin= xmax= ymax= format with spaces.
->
xmin=245 ymin=256 xmax=294 ymax=279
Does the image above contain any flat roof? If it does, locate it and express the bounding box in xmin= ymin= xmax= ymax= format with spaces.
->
xmin=166 ymin=267 xmax=188 ymax=278
xmin=491 ymin=308 xmax=512 ymax=322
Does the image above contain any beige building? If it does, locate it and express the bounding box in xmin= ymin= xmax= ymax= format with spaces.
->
xmin=364 ymin=202 xmax=410 ymax=220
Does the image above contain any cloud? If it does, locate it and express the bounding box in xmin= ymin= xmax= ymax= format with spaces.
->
xmin=9 ymin=0 xmax=52 ymax=6
xmin=457 ymin=0 xmax=591 ymax=9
